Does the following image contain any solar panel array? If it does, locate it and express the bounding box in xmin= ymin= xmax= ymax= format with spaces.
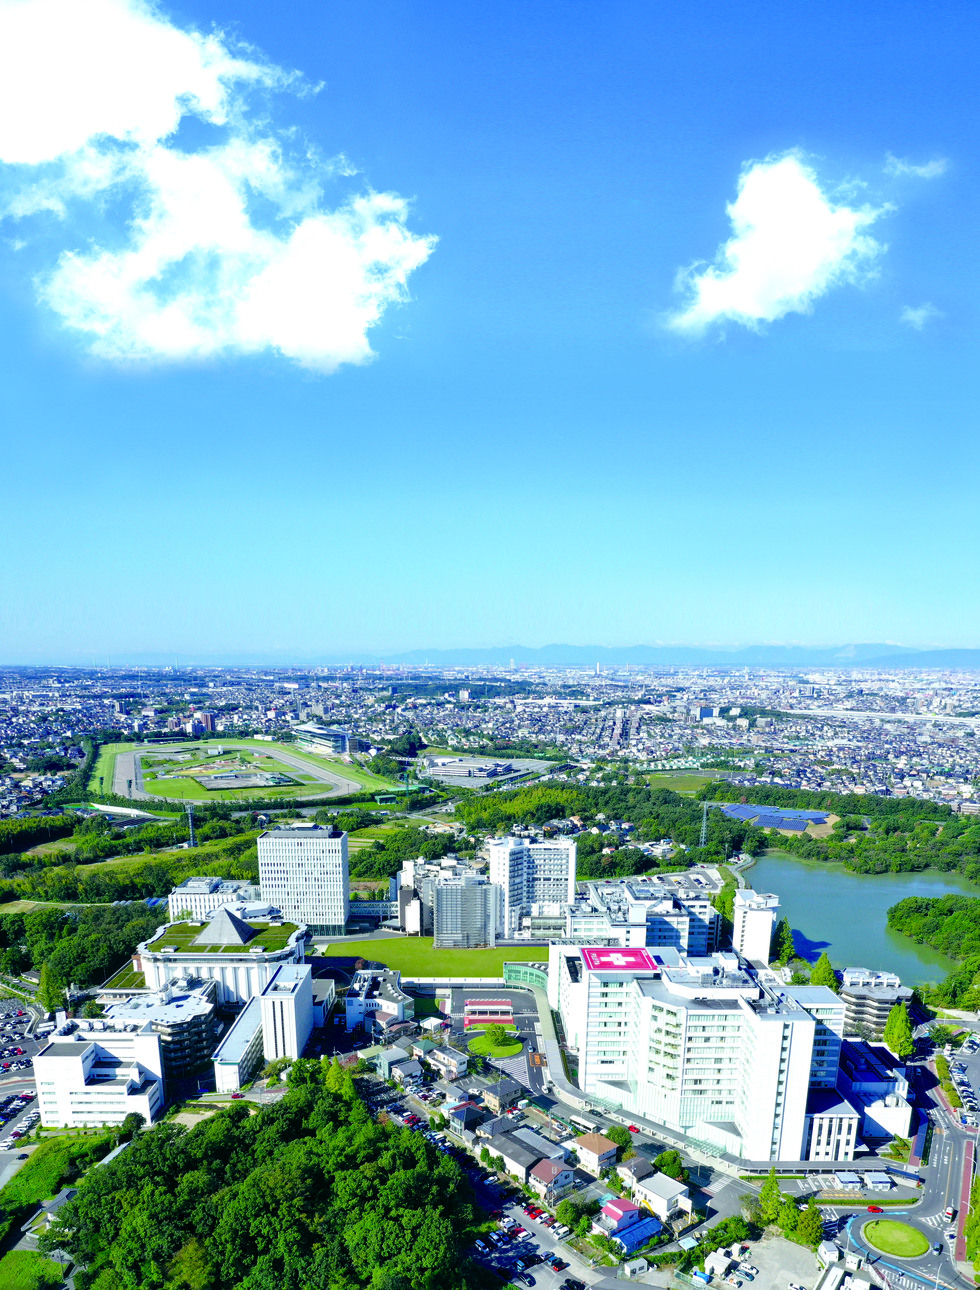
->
xmin=720 ymin=802 xmax=829 ymax=828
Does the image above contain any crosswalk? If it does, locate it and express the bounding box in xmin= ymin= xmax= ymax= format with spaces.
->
xmin=492 ymin=1054 xmax=530 ymax=1083
xmin=921 ymin=1212 xmax=950 ymax=1230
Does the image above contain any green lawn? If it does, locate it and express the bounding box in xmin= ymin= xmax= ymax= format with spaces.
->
xmin=0 ymin=1250 xmax=64 ymax=1290
xmin=863 ymin=1220 xmax=929 ymax=1258
xmin=645 ymin=772 xmax=720 ymax=795
xmin=0 ymin=1133 xmax=113 ymax=1210
xmin=103 ymin=965 xmax=146 ymax=990
xmin=316 ymin=937 xmax=543 ymax=977
xmin=146 ymin=920 xmax=300 ymax=954
xmin=467 ymin=1028 xmax=523 ymax=1059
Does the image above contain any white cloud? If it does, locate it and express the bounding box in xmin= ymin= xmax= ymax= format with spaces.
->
xmin=900 ymin=303 xmax=942 ymax=330
xmin=666 ymin=152 xmax=888 ymax=336
xmin=0 ymin=0 xmax=435 ymax=370
xmin=885 ymin=153 xmax=947 ymax=179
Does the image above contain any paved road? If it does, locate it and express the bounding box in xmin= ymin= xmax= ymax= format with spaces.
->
xmin=112 ymin=741 xmax=362 ymax=801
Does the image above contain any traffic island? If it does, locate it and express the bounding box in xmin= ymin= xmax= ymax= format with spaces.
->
xmin=862 ymin=1219 xmax=930 ymax=1258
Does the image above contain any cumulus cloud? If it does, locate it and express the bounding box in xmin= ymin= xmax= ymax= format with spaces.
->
xmin=666 ymin=152 xmax=888 ymax=336
xmin=900 ymin=303 xmax=942 ymax=330
xmin=885 ymin=153 xmax=947 ymax=179
xmin=0 ymin=0 xmax=435 ymax=369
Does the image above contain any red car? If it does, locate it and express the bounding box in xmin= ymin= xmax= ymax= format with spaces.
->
xmin=867 ymin=1205 xmax=884 ymax=1214
xmin=512 ymin=1226 xmax=526 ymax=1237
xmin=628 ymin=1124 xmax=640 ymax=1133
xmin=230 ymin=1093 xmax=245 ymax=1099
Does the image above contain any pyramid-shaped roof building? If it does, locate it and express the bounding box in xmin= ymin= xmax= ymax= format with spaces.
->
xmin=193 ymin=906 xmax=256 ymax=947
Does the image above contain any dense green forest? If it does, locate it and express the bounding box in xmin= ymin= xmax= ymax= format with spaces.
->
xmin=697 ymin=782 xmax=980 ymax=878
xmin=454 ymin=781 xmax=767 ymax=875
xmin=42 ymin=1059 xmax=486 ymax=1290
xmin=887 ymin=895 xmax=980 ymax=1009
xmin=348 ymin=825 xmax=458 ymax=881
xmin=0 ymin=903 xmax=167 ymax=989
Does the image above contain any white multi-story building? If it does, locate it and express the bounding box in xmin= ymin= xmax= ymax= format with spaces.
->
xmin=258 ymin=824 xmax=349 ymax=935
xmin=34 ymin=1018 xmax=165 ymax=1128
xmin=212 ymin=998 xmax=264 ymax=1094
xmin=488 ymin=836 xmax=576 ymax=937
xmin=732 ymin=890 xmax=780 ymax=964
xmin=549 ymin=944 xmax=846 ymax=1162
xmin=137 ymin=908 xmax=307 ymax=1005
xmin=562 ymin=876 xmax=722 ymax=953
xmin=167 ymin=876 xmax=261 ymax=922
xmin=433 ymin=874 xmax=500 ymax=948
xmin=260 ymin=964 xmax=314 ymax=1062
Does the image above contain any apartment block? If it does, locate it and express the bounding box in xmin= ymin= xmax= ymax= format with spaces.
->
xmin=732 ymin=890 xmax=780 ymax=964
xmin=487 ymin=836 xmax=576 ymax=937
xmin=259 ymin=964 xmax=314 ymax=1062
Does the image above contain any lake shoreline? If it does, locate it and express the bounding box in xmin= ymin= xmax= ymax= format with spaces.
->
xmin=744 ymin=848 xmax=980 ymax=985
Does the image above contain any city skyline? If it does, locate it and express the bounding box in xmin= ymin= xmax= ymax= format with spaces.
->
xmin=1 ymin=0 xmax=977 ymax=659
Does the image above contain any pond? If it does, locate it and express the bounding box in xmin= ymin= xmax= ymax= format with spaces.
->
xmin=746 ymin=850 xmax=979 ymax=984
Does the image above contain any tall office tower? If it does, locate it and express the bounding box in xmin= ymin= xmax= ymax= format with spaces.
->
xmin=732 ymin=889 xmax=780 ymax=964
xmin=487 ymin=836 xmax=577 ymax=937
xmin=258 ymin=824 xmax=349 ymax=935
xmin=432 ymin=874 xmax=500 ymax=948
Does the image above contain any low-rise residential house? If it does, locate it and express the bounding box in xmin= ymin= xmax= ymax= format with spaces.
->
xmin=633 ymin=1172 xmax=691 ymax=1221
xmin=492 ymin=1135 xmax=542 ymax=1183
xmin=617 ymin=1156 xmax=655 ymax=1188
xmin=528 ymin=1157 xmax=575 ymax=1199
xmin=376 ymin=1046 xmax=410 ymax=1080
xmin=448 ymin=1101 xmax=484 ymax=1136
xmin=391 ymin=1058 xmax=423 ymax=1084
xmin=410 ymin=1038 xmax=438 ymax=1060
xmin=484 ymin=1077 xmax=523 ymax=1113
xmin=575 ymin=1131 xmax=618 ymax=1175
xmin=594 ymin=1198 xmax=663 ymax=1254
xmin=428 ymin=1046 xmax=469 ymax=1080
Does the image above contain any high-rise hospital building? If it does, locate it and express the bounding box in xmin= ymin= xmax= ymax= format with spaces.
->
xmin=258 ymin=824 xmax=349 ymax=936
xmin=549 ymin=943 xmax=848 ymax=1162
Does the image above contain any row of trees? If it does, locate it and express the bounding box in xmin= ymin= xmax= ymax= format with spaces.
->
xmin=752 ymin=1170 xmax=824 ymax=1246
xmin=42 ymin=1057 xmax=485 ymax=1290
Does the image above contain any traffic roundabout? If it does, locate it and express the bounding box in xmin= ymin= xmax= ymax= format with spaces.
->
xmin=861 ymin=1219 xmax=930 ymax=1259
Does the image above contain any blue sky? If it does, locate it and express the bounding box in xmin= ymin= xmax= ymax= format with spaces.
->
xmin=0 ymin=0 xmax=977 ymax=661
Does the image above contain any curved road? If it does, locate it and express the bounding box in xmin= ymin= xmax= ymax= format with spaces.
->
xmin=112 ymin=741 xmax=363 ymax=803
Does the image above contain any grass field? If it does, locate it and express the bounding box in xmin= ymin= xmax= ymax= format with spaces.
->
xmin=0 ymin=1250 xmax=64 ymax=1289
xmin=467 ymin=1027 xmax=523 ymax=1058
xmin=645 ymin=772 xmax=720 ymax=795
xmin=316 ymin=937 xmax=543 ymax=978
xmin=862 ymin=1220 xmax=929 ymax=1257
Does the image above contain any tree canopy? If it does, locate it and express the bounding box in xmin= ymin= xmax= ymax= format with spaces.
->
xmin=42 ymin=1058 xmax=483 ymax=1290
xmin=810 ymin=952 xmax=839 ymax=993
xmin=883 ymin=1003 xmax=915 ymax=1058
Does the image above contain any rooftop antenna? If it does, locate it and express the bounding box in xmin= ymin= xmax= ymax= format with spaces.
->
xmin=699 ymin=801 xmax=708 ymax=849
xmin=185 ymin=802 xmax=196 ymax=848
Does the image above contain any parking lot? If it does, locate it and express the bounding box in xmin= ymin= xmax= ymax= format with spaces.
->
xmin=948 ymin=1034 xmax=980 ymax=1124
xmin=0 ymin=1004 xmax=41 ymax=1079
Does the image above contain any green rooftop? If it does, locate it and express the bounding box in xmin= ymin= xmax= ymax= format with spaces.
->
xmin=103 ymin=966 xmax=146 ymax=991
xmin=146 ymin=920 xmax=301 ymax=955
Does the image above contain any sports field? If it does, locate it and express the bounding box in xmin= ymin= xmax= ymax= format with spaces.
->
xmin=316 ymin=937 xmax=543 ymax=978
xmin=646 ymin=771 xmax=720 ymax=795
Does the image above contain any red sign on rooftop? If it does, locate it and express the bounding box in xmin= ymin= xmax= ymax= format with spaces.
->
xmin=581 ymin=947 xmax=658 ymax=972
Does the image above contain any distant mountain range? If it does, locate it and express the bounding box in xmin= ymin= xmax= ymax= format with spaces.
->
xmin=12 ymin=644 xmax=980 ymax=670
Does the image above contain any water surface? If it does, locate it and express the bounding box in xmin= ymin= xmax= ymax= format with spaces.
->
xmin=747 ymin=850 xmax=980 ymax=984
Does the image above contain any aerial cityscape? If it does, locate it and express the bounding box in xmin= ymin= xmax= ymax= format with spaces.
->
xmin=0 ymin=2 xmax=978 ymax=1290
